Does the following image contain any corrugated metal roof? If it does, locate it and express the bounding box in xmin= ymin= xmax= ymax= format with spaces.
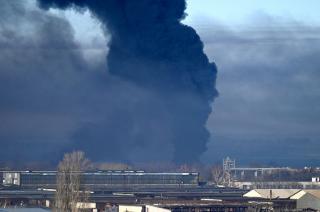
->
xmin=303 ymin=190 xmax=320 ymax=199
xmin=290 ymin=189 xmax=320 ymax=200
xmin=290 ymin=190 xmax=306 ymax=199
xmin=244 ymin=189 xmax=300 ymax=199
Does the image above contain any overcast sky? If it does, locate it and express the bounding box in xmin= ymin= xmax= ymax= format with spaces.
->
xmin=184 ymin=0 xmax=320 ymax=166
xmin=1 ymin=0 xmax=319 ymax=166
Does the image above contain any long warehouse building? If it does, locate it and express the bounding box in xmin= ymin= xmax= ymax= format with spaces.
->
xmin=1 ymin=171 xmax=199 ymax=189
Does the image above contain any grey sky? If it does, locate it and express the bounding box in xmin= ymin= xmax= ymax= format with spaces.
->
xmin=186 ymin=5 xmax=320 ymax=166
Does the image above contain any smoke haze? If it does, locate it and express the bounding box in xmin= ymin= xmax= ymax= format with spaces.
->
xmin=0 ymin=0 xmax=217 ymax=164
xmin=37 ymin=0 xmax=218 ymax=163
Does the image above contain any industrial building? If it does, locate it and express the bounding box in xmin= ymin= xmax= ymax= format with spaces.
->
xmin=291 ymin=190 xmax=320 ymax=211
xmin=244 ymin=189 xmax=320 ymax=211
xmin=223 ymin=157 xmax=294 ymax=180
xmin=3 ymin=169 xmax=320 ymax=211
xmin=234 ymin=180 xmax=320 ymax=189
xmin=1 ymin=171 xmax=199 ymax=189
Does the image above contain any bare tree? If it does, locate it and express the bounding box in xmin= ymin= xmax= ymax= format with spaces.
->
xmin=55 ymin=151 xmax=91 ymax=212
xmin=211 ymin=165 xmax=225 ymax=185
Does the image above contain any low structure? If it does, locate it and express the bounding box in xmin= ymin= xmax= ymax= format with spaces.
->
xmin=146 ymin=205 xmax=171 ymax=212
xmin=235 ymin=181 xmax=320 ymax=189
xmin=118 ymin=205 xmax=171 ymax=212
xmin=118 ymin=205 xmax=143 ymax=212
xmin=291 ymin=190 xmax=320 ymax=211
xmin=244 ymin=189 xmax=320 ymax=211
xmin=312 ymin=177 xmax=320 ymax=182
xmin=244 ymin=189 xmax=300 ymax=199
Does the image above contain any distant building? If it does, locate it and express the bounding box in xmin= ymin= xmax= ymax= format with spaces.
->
xmin=118 ymin=205 xmax=143 ymax=212
xmin=118 ymin=205 xmax=171 ymax=212
xmin=234 ymin=180 xmax=320 ymax=190
xmin=291 ymin=190 xmax=320 ymax=211
xmin=145 ymin=205 xmax=171 ymax=212
xmin=1 ymin=171 xmax=199 ymax=189
xmin=244 ymin=189 xmax=300 ymax=199
xmin=222 ymin=157 xmax=295 ymax=180
xmin=244 ymin=189 xmax=320 ymax=211
xmin=2 ymin=172 xmax=20 ymax=185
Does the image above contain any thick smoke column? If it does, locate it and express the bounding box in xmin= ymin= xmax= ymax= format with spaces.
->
xmin=38 ymin=0 xmax=218 ymax=163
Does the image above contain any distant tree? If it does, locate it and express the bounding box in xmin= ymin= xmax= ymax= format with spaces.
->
xmin=210 ymin=165 xmax=226 ymax=185
xmin=55 ymin=151 xmax=91 ymax=212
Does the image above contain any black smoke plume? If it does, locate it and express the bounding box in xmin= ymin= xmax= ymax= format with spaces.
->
xmin=37 ymin=0 xmax=218 ymax=163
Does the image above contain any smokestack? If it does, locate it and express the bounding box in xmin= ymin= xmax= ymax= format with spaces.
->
xmin=37 ymin=0 xmax=218 ymax=163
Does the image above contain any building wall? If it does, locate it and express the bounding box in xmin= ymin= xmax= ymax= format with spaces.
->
xmin=1 ymin=171 xmax=199 ymax=189
xmin=146 ymin=205 xmax=171 ymax=212
xmin=119 ymin=205 xmax=142 ymax=212
xmin=234 ymin=181 xmax=320 ymax=189
xmin=76 ymin=202 xmax=97 ymax=209
xmin=296 ymin=193 xmax=320 ymax=211
xmin=3 ymin=172 xmax=20 ymax=185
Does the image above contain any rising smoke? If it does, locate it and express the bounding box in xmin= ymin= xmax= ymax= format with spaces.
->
xmin=36 ymin=0 xmax=218 ymax=163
